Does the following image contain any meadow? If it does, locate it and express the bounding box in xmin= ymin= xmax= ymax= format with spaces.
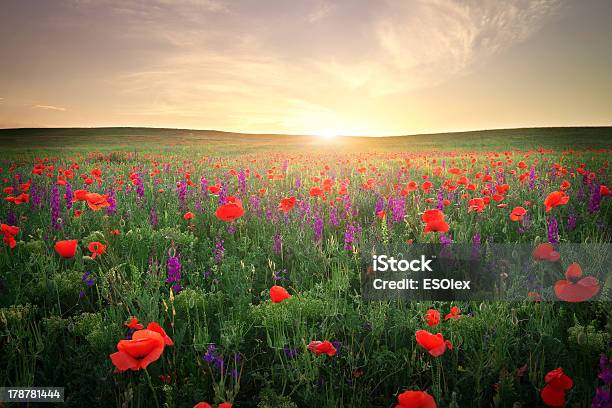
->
xmin=0 ymin=127 xmax=611 ymax=407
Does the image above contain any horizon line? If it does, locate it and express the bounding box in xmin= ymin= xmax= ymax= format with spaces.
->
xmin=1 ymin=124 xmax=611 ymax=139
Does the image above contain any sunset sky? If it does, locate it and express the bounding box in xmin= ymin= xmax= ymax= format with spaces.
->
xmin=1 ymin=0 xmax=611 ymax=136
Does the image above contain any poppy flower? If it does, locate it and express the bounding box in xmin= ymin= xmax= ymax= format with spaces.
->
xmin=307 ymin=340 xmax=337 ymax=356
xmin=85 ymin=193 xmax=110 ymax=210
xmin=126 ymin=318 xmax=144 ymax=330
xmin=532 ymin=243 xmax=560 ymax=262
xmin=54 ymin=240 xmax=78 ymax=258
xmin=88 ymin=241 xmax=106 ymax=259
xmin=73 ymin=189 xmax=89 ymax=201
xmin=560 ymin=180 xmax=571 ymax=191
xmin=554 ymin=262 xmax=600 ymax=302
xmin=423 ymin=219 xmax=449 ymax=234
xmin=601 ymin=185 xmax=610 ymax=196
xmin=468 ymin=198 xmax=486 ymax=212
xmin=5 ymin=193 xmax=29 ymax=204
xmin=193 ymin=403 xmax=212 ymax=408
xmin=444 ymin=306 xmax=461 ymax=320
xmin=543 ymin=191 xmax=569 ymax=212
xmin=396 ymin=390 xmax=436 ymax=408
xmin=270 ymin=285 xmax=291 ymax=303
xmin=109 ymin=322 xmax=173 ymax=372
xmin=309 ymin=187 xmax=324 ymax=197
xmin=215 ymin=202 xmax=245 ymax=222
xmin=183 ymin=211 xmax=195 ymax=220
xmin=218 ymin=403 xmax=232 ymax=408
xmin=1 ymin=224 xmax=19 ymax=248
xmin=509 ymin=206 xmax=527 ymax=221
xmin=415 ymin=330 xmax=452 ymax=357
xmin=421 ymin=209 xmax=444 ymax=223
xmin=540 ymin=368 xmax=573 ymax=407
xmin=424 ymin=309 xmax=440 ymax=327
xmin=376 ymin=210 xmax=386 ymax=220
xmin=278 ymin=196 xmax=296 ymax=213
xmin=73 ymin=209 xmax=82 ymax=218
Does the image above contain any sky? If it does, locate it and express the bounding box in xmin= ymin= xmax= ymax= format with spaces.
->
xmin=0 ymin=0 xmax=611 ymax=136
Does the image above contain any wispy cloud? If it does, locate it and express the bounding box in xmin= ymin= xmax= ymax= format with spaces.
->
xmin=306 ymin=2 xmax=336 ymax=23
xmin=32 ymin=104 xmax=67 ymax=111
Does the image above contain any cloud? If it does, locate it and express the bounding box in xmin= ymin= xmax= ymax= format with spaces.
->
xmin=81 ymin=0 xmax=563 ymax=133
xmin=32 ymin=104 xmax=67 ymax=111
xmin=367 ymin=0 xmax=562 ymax=94
xmin=306 ymin=2 xmax=336 ymax=23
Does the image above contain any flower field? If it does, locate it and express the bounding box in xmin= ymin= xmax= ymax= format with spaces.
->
xmin=0 ymin=128 xmax=611 ymax=407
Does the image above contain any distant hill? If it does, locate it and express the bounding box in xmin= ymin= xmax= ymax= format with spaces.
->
xmin=0 ymin=126 xmax=610 ymax=153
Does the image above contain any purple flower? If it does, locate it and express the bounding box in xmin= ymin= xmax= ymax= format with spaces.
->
xmin=272 ymin=234 xmax=282 ymax=255
xmin=547 ymin=215 xmax=559 ymax=246
xmin=589 ymin=183 xmax=602 ymax=214
xmin=567 ymin=213 xmax=577 ymax=231
xmin=149 ymin=207 xmax=157 ymax=227
xmin=166 ymin=253 xmax=182 ymax=293
xmin=51 ymin=184 xmax=62 ymax=231
xmin=65 ymin=182 xmax=73 ymax=210
xmin=283 ymin=345 xmax=299 ymax=359
xmin=106 ymin=188 xmax=117 ymax=215
xmin=313 ymin=215 xmax=324 ymax=242
xmin=238 ymin=169 xmax=247 ymax=195
xmin=214 ymin=239 xmax=225 ymax=263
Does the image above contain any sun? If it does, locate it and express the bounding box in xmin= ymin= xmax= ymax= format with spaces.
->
xmin=315 ymin=129 xmax=338 ymax=140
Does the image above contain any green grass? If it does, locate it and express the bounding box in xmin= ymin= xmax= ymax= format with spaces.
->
xmin=0 ymin=126 xmax=610 ymax=407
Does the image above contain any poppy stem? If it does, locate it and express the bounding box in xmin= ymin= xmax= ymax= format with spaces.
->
xmin=143 ymin=368 xmax=160 ymax=408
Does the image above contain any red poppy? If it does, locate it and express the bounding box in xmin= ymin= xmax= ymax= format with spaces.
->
xmin=73 ymin=209 xmax=82 ymax=218
xmin=208 ymin=184 xmax=221 ymax=195
xmin=396 ymin=390 xmax=436 ymax=408
xmin=307 ymin=340 xmax=337 ymax=356
xmin=218 ymin=403 xmax=232 ymax=408
xmin=543 ymin=191 xmax=569 ymax=212
xmin=424 ymin=309 xmax=440 ymax=327
xmin=278 ymin=196 xmax=296 ymax=213
xmin=560 ymin=180 xmax=571 ymax=191
xmin=54 ymin=239 xmax=78 ymax=258
xmin=193 ymin=403 xmax=212 ymax=408
xmin=415 ymin=330 xmax=452 ymax=357
xmin=554 ymin=262 xmax=600 ymax=302
xmin=421 ymin=209 xmax=444 ymax=223
xmin=73 ymin=189 xmax=89 ymax=201
xmin=1 ymin=224 xmax=19 ymax=248
xmin=532 ymin=243 xmax=560 ymax=262
xmin=601 ymin=185 xmax=610 ymax=196
xmin=468 ymin=198 xmax=486 ymax=212
xmin=215 ymin=202 xmax=245 ymax=222
xmin=509 ymin=206 xmax=527 ymax=221
xmin=423 ymin=219 xmax=449 ymax=234
xmin=109 ymin=322 xmax=173 ymax=373
xmin=126 ymin=318 xmax=144 ymax=330
xmin=85 ymin=193 xmax=110 ymax=211
xmin=270 ymin=286 xmax=291 ymax=303
xmin=5 ymin=193 xmax=29 ymax=204
xmin=183 ymin=211 xmax=195 ymax=220
xmin=444 ymin=306 xmax=461 ymax=320
xmin=376 ymin=210 xmax=386 ymax=220
xmin=309 ymin=187 xmax=324 ymax=197
xmin=540 ymin=368 xmax=573 ymax=407
xmin=87 ymin=241 xmax=106 ymax=259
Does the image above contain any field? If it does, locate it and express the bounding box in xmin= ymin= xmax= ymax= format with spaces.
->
xmin=0 ymin=127 xmax=611 ymax=407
